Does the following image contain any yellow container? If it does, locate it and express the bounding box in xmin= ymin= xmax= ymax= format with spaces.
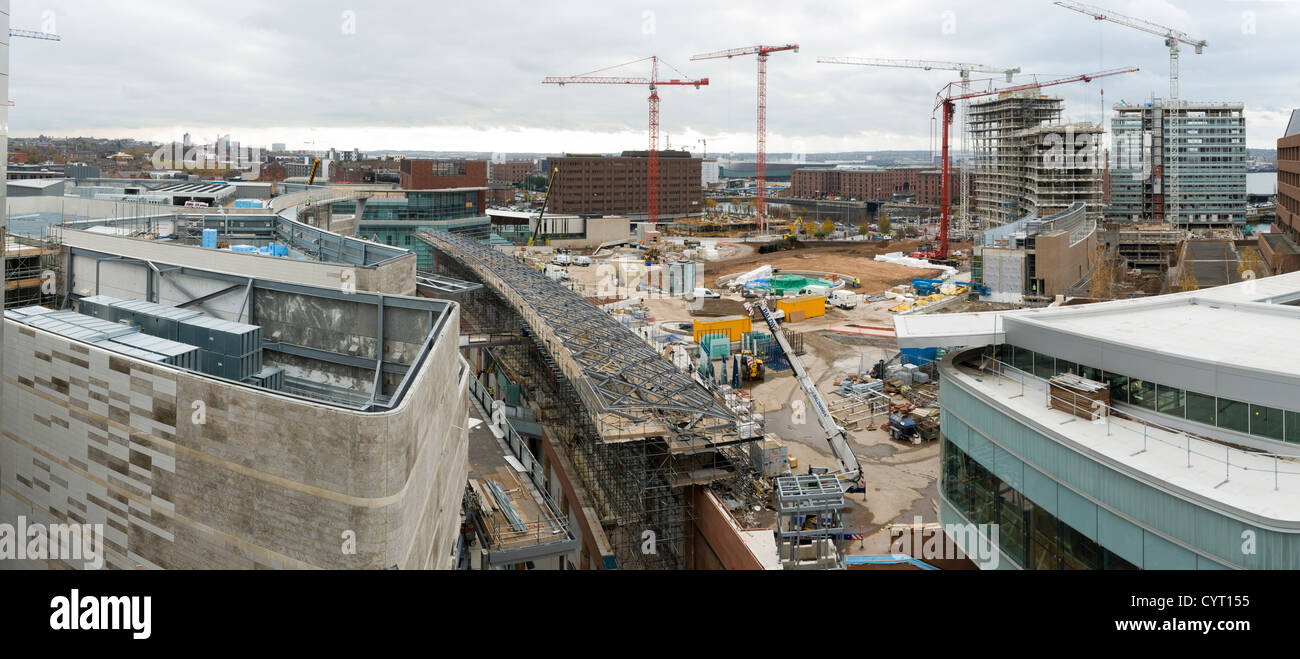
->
xmin=776 ymin=295 xmax=826 ymax=321
xmin=693 ymin=315 xmax=752 ymax=343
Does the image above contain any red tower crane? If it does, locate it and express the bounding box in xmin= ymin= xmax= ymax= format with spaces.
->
xmin=930 ymin=67 xmax=1139 ymax=260
xmin=691 ymin=44 xmax=798 ymax=235
xmin=543 ymin=56 xmax=708 ymax=228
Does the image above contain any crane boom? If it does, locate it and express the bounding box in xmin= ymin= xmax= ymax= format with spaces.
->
xmin=755 ymin=303 xmax=861 ymax=491
xmin=1054 ymin=1 xmax=1205 ymax=48
xmin=527 ymin=167 xmax=560 ymax=247
xmin=818 ymin=57 xmax=1019 ymax=82
xmin=543 ymin=56 xmax=707 ymax=229
xmin=691 ymin=44 xmax=798 ymax=236
xmin=9 ymin=28 xmax=60 ymax=41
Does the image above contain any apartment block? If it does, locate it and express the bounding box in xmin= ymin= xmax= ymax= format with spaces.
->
xmin=969 ymin=93 xmax=1104 ymax=228
xmin=789 ymin=167 xmax=959 ymax=206
xmin=400 ymin=159 xmax=489 ymax=190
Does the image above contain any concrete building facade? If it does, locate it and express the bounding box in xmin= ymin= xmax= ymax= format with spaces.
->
xmin=1110 ymin=100 xmax=1247 ymax=227
xmin=488 ymin=160 xmax=535 ymax=185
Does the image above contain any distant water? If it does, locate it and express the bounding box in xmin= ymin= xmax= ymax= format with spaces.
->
xmin=1248 ymin=172 xmax=1277 ymax=196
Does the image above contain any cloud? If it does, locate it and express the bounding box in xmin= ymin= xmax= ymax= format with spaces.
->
xmin=8 ymin=0 xmax=1297 ymax=152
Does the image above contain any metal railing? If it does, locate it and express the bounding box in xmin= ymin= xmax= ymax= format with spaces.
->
xmin=465 ymin=374 xmax=572 ymax=551
xmin=974 ymin=355 xmax=1300 ymax=491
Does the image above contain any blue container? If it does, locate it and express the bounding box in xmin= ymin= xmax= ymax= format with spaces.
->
xmin=202 ymin=228 xmax=218 ymax=249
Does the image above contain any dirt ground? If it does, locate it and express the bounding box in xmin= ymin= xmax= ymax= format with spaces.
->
xmin=708 ymin=240 xmax=968 ymax=292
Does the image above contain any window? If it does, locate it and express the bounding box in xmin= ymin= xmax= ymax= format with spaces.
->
xmin=1012 ymin=346 xmax=1034 ymax=373
xmin=1030 ymin=502 xmax=1061 ymax=570
xmin=1250 ymin=405 xmax=1285 ymax=441
xmin=1217 ymin=398 xmax=1249 ymax=434
xmin=1104 ymin=372 xmax=1129 ymax=405
xmin=1033 ymin=353 xmax=1055 ymax=379
xmin=1288 ymin=411 xmax=1300 ymax=445
xmin=1055 ymin=359 xmax=1077 ymax=376
xmin=1156 ymin=385 xmax=1185 ymax=417
xmin=1129 ymin=379 xmax=1157 ymax=411
xmin=1186 ymin=391 xmax=1216 ymax=425
xmin=1060 ymin=523 xmax=1101 ymax=570
xmin=1080 ymin=366 xmax=1102 ymax=382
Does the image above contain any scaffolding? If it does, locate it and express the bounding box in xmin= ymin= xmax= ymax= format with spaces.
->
xmin=4 ymin=233 xmax=63 ymax=310
xmin=422 ymin=231 xmax=751 ymax=569
xmin=775 ymin=474 xmax=845 ymax=570
xmin=969 ymin=92 xmax=1103 ymax=230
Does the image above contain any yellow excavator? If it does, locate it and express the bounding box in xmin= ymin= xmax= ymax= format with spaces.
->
xmin=739 ymin=350 xmax=765 ymax=381
xmin=527 ymin=167 xmax=560 ymax=248
xmin=784 ymin=217 xmax=806 ymax=240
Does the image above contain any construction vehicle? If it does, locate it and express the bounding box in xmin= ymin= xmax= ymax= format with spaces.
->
xmin=739 ymin=350 xmax=765 ymax=381
xmin=784 ymin=217 xmax=807 ymax=240
xmin=756 ymin=302 xmax=863 ymax=493
xmin=827 ymin=289 xmax=861 ymax=310
xmin=912 ymin=278 xmax=946 ymax=295
xmin=887 ymin=413 xmax=920 ymax=443
xmin=527 ymin=167 xmax=560 ymax=248
xmin=306 ymin=158 xmax=322 ymax=186
xmin=954 ymin=281 xmax=990 ymax=297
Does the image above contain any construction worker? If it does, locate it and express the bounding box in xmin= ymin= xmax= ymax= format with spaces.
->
xmin=853 ymin=276 xmax=861 ymax=288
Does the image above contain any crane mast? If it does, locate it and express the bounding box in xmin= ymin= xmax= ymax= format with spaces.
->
xmin=692 ymin=44 xmax=798 ymax=236
xmin=543 ymin=56 xmax=708 ymax=230
xmin=1055 ymin=1 xmax=1206 ymax=225
xmin=818 ymin=57 xmax=1019 ymax=241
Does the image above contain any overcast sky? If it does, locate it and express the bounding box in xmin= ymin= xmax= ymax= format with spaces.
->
xmin=8 ymin=0 xmax=1297 ymax=154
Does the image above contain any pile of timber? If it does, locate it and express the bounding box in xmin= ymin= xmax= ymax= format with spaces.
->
xmin=1048 ymin=374 xmax=1110 ymax=420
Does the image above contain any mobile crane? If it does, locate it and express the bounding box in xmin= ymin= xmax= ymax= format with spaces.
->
xmin=527 ymin=167 xmax=560 ymax=248
xmin=306 ymin=158 xmax=322 ymax=186
xmin=756 ymin=302 xmax=863 ymax=493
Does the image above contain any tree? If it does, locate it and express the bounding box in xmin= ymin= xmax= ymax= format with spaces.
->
xmin=858 ymin=223 xmax=870 ymax=236
xmin=1237 ymin=247 xmax=1266 ymax=281
xmin=1089 ymin=244 xmax=1116 ymax=301
xmin=820 ymin=219 xmax=835 ymax=236
xmin=877 ymin=216 xmax=892 ymax=236
xmin=1175 ymin=266 xmax=1199 ymax=292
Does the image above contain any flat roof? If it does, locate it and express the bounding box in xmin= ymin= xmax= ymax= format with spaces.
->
xmin=1012 ymin=297 xmax=1300 ymax=379
xmin=949 ymin=364 xmax=1300 ymax=528
xmin=896 ymin=270 xmax=1300 ymax=349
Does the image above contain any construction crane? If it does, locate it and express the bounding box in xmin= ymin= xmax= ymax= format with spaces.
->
xmin=1055 ymin=1 xmax=1206 ymax=226
xmin=818 ymin=58 xmax=1020 ymax=241
xmin=692 ymin=44 xmax=798 ymax=236
xmin=931 ymin=67 xmax=1140 ymax=260
xmin=755 ymin=302 xmax=862 ymax=493
xmin=543 ymin=56 xmax=708 ymax=229
xmin=9 ymin=28 xmax=60 ymax=41
xmin=527 ymin=167 xmax=560 ymax=247
xmin=306 ymin=158 xmax=322 ymax=186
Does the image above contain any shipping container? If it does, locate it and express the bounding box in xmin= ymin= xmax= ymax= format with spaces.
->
xmin=692 ymin=315 xmax=752 ymax=343
xmin=776 ymin=295 xmax=825 ymax=321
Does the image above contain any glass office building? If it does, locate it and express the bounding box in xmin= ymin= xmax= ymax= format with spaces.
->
xmin=334 ymin=189 xmax=491 ymax=269
xmin=896 ymin=272 xmax=1300 ymax=569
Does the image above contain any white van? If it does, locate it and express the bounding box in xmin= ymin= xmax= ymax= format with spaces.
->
xmin=799 ymin=284 xmax=832 ymax=298
xmin=551 ymin=253 xmax=572 ymax=266
xmin=572 ymin=255 xmax=592 ymax=267
xmin=691 ymin=287 xmax=721 ymax=299
xmin=827 ymin=289 xmax=862 ymax=309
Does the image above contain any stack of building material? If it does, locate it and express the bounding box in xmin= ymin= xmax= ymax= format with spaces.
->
xmin=1048 ymin=374 xmax=1110 ymax=420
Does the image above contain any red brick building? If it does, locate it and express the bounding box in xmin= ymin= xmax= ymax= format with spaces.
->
xmin=1278 ymin=110 xmax=1300 ymax=242
xmin=790 ymin=167 xmax=960 ymax=206
xmin=550 ymin=151 xmax=702 ymax=218
xmin=400 ymin=159 xmax=488 ymax=190
xmin=488 ymin=160 xmax=535 ymax=185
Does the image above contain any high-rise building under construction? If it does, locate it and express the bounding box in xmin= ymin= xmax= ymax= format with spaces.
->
xmin=969 ymin=92 xmax=1105 ymax=229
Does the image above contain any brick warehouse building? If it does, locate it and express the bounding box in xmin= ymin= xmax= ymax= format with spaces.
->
xmin=489 ymin=160 xmax=536 ymax=185
xmin=550 ymin=151 xmax=703 ymax=219
xmin=790 ymin=167 xmax=960 ymax=206
xmin=401 ymin=159 xmax=488 ymax=190
xmin=1278 ymin=110 xmax=1300 ymax=242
